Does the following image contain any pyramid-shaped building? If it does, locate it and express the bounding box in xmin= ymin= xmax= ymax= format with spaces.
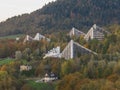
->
xmin=34 ymin=33 xmax=50 ymax=42
xmin=23 ymin=35 xmax=33 ymax=43
xmin=61 ymin=40 xmax=97 ymax=59
xmin=69 ymin=27 xmax=85 ymax=37
xmin=84 ymin=24 xmax=108 ymax=41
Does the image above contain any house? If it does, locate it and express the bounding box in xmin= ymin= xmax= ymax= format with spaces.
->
xmin=35 ymin=72 xmax=58 ymax=83
xmin=61 ymin=40 xmax=97 ymax=60
xmin=20 ymin=65 xmax=32 ymax=71
xmin=43 ymin=46 xmax=61 ymax=59
xmin=69 ymin=27 xmax=85 ymax=37
xmin=84 ymin=24 xmax=108 ymax=41
xmin=44 ymin=72 xmax=58 ymax=82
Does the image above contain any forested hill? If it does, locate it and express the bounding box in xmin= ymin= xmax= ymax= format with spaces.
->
xmin=0 ymin=0 xmax=120 ymax=36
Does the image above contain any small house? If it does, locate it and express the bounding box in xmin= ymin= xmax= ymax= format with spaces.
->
xmin=20 ymin=65 xmax=32 ymax=71
xmin=44 ymin=72 xmax=58 ymax=82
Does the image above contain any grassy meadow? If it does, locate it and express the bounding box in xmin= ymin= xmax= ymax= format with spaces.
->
xmin=27 ymin=80 xmax=55 ymax=90
xmin=0 ymin=58 xmax=15 ymax=65
xmin=0 ymin=34 xmax=24 ymax=39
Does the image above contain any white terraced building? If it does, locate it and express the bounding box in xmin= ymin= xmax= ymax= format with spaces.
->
xmin=69 ymin=27 xmax=85 ymax=37
xmin=23 ymin=33 xmax=50 ymax=43
xmin=23 ymin=35 xmax=33 ymax=43
xmin=84 ymin=24 xmax=107 ymax=41
xmin=61 ymin=40 xmax=97 ymax=60
xmin=34 ymin=33 xmax=46 ymax=40
xmin=34 ymin=33 xmax=50 ymax=42
xmin=43 ymin=46 xmax=61 ymax=59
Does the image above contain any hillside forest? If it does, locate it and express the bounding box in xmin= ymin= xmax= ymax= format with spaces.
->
xmin=0 ymin=0 xmax=120 ymax=36
xmin=0 ymin=24 xmax=120 ymax=90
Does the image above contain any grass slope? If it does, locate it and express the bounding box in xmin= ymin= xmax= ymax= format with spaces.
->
xmin=28 ymin=80 xmax=55 ymax=90
xmin=0 ymin=34 xmax=24 ymax=39
xmin=0 ymin=58 xmax=15 ymax=65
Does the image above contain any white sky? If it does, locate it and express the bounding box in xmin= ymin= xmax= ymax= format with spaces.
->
xmin=0 ymin=0 xmax=55 ymax=22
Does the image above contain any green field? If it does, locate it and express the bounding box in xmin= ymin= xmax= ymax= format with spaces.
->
xmin=0 ymin=58 xmax=15 ymax=65
xmin=27 ymin=80 xmax=55 ymax=90
xmin=0 ymin=34 xmax=24 ymax=39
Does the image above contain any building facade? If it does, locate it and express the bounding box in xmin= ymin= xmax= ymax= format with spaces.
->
xmin=69 ymin=27 xmax=85 ymax=37
xmin=23 ymin=35 xmax=33 ymax=43
xmin=84 ymin=24 xmax=106 ymax=41
xmin=61 ymin=40 xmax=97 ymax=60
xmin=43 ymin=46 xmax=61 ymax=59
xmin=34 ymin=33 xmax=50 ymax=42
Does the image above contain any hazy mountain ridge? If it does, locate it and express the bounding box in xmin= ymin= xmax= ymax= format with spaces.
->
xmin=0 ymin=0 xmax=120 ymax=36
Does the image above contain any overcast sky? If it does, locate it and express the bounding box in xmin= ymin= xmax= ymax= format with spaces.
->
xmin=0 ymin=0 xmax=55 ymax=22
